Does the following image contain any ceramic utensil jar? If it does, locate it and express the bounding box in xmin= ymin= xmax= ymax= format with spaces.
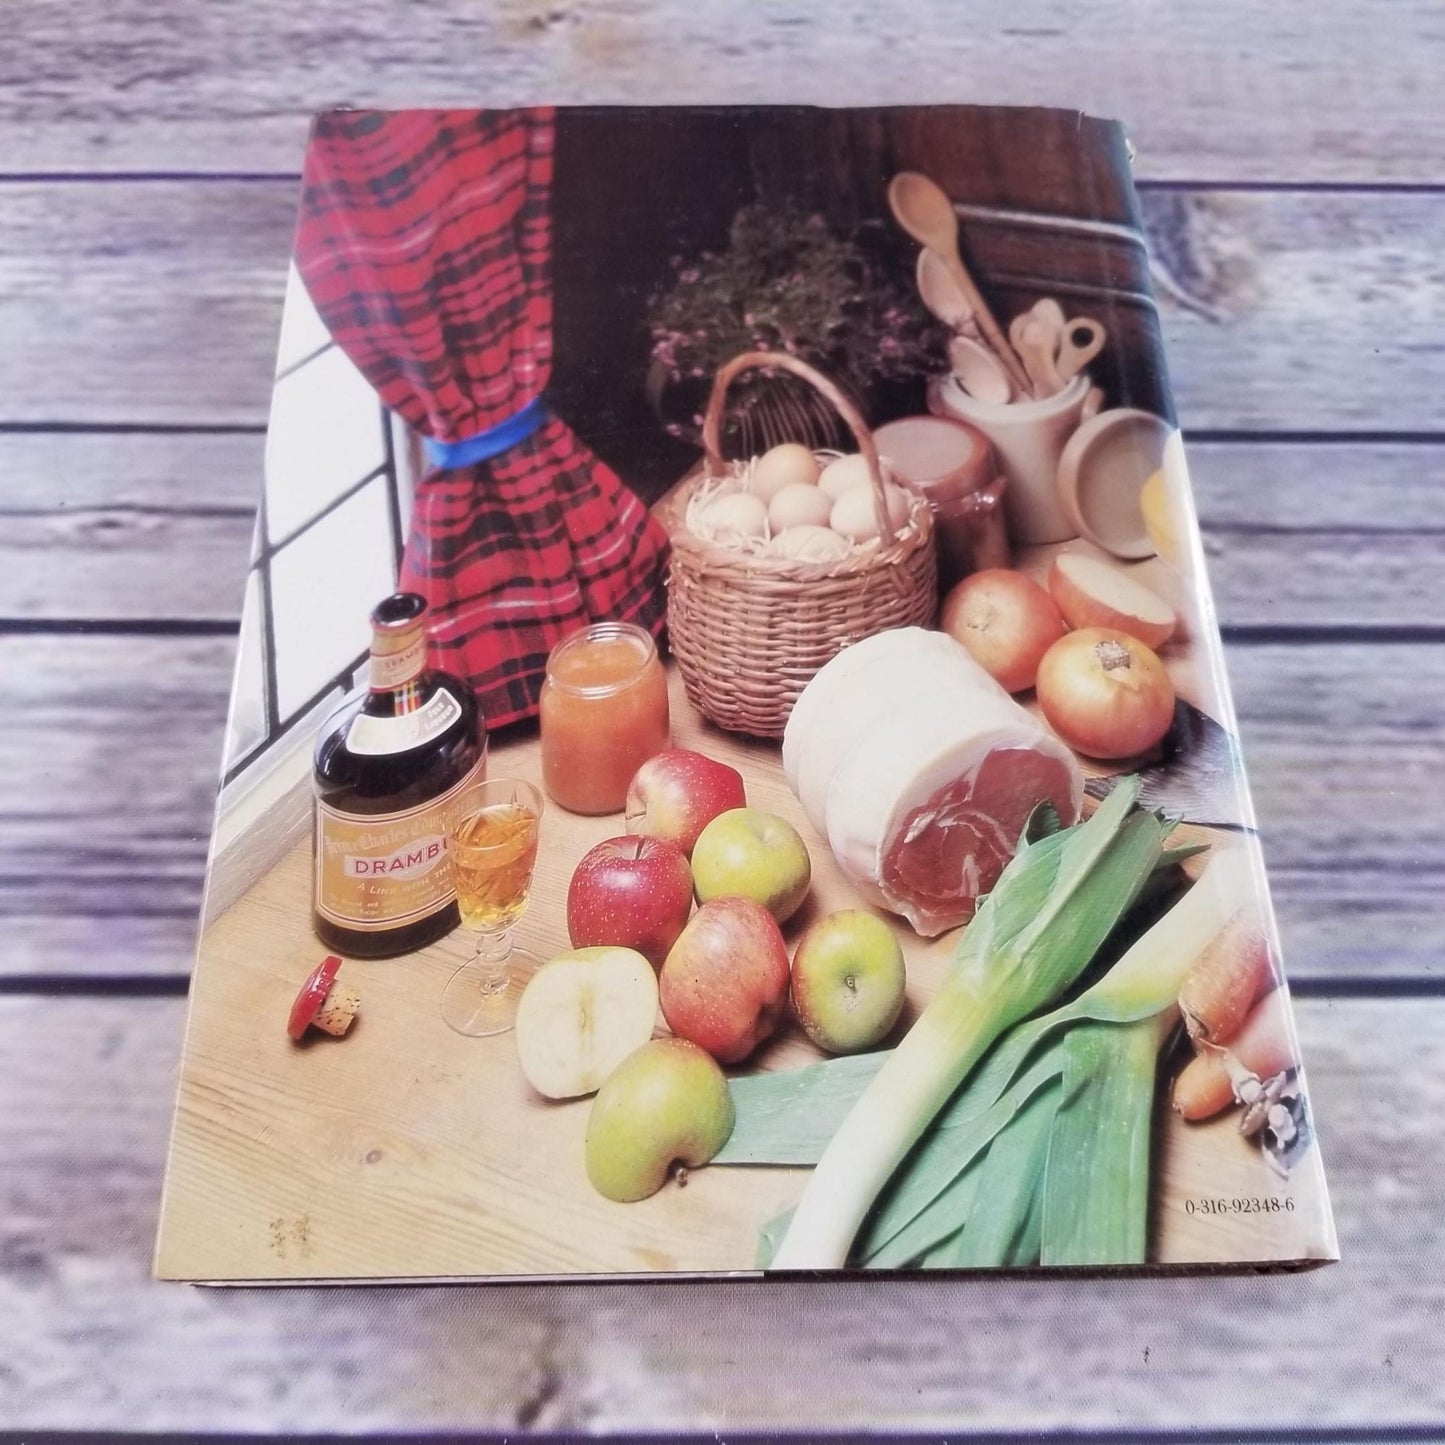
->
xmin=929 ymin=370 xmax=1096 ymax=544
xmin=874 ymin=415 xmax=1010 ymax=591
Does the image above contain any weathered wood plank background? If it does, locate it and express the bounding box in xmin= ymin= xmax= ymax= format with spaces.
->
xmin=2 ymin=2 xmax=1442 ymax=1436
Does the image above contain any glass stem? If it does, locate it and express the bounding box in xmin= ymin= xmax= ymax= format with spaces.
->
xmin=471 ymin=928 xmax=514 ymax=997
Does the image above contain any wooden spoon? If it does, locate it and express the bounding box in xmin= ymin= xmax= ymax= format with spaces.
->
xmin=1029 ymin=297 xmax=1068 ymax=352
xmin=915 ymin=249 xmax=974 ymax=332
xmin=1008 ymin=310 xmax=1032 ymax=359
xmin=1057 ymin=318 xmax=1107 ymax=381
xmin=949 ymin=335 xmax=1013 ymax=406
xmin=1017 ymin=318 xmax=1065 ymax=396
xmin=888 ymin=172 xmax=1032 ymax=396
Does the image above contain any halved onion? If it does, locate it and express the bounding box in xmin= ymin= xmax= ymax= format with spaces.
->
xmin=1048 ymin=552 xmax=1177 ymax=650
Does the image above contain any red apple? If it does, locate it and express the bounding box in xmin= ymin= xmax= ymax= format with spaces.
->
xmin=567 ymin=835 xmax=694 ymax=967
xmin=659 ymin=896 xmax=790 ymax=1064
xmin=625 ymin=748 xmax=747 ymax=857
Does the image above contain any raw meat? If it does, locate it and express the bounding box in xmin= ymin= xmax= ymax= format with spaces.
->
xmin=784 ymin=627 xmax=1082 ymax=936
xmin=783 ymin=628 xmax=990 ymax=833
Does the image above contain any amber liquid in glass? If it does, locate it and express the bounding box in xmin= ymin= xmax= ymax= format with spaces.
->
xmin=440 ymin=777 xmax=545 ymax=1039
xmin=451 ymin=801 xmax=541 ymax=932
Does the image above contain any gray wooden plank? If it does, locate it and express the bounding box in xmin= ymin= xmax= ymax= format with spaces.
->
xmin=0 ymin=636 xmax=233 ymax=977
xmin=0 ymin=181 xmax=295 ymax=428
xmin=3 ymin=635 xmax=1441 ymax=980
xmin=1146 ymin=190 xmax=1445 ymax=433
xmin=0 ymin=510 xmax=253 ymax=622
xmin=0 ymin=1001 xmax=555 ymax=1434
xmin=0 ymin=432 xmax=257 ymax=623
xmin=2 ymin=914 xmax=200 ymax=979
xmin=1188 ymin=439 xmax=1445 ymax=534
xmin=3 ymin=3 xmax=1444 ymax=182
xmin=0 ymin=430 xmax=264 ymax=512
xmin=4 ymin=182 xmax=1445 ymax=432
xmin=0 ymin=993 xmax=1426 ymax=1431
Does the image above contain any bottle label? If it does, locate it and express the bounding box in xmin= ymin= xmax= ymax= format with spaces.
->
xmin=346 ymin=688 xmax=462 ymax=756
xmin=314 ymin=757 xmax=483 ymax=933
xmin=368 ymin=631 xmax=428 ymax=691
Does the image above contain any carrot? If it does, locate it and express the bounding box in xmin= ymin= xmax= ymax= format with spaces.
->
xmin=1172 ymin=987 xmax=1299 ymax=1121
xmin=1177 ymin=907 xmax=1276 ymax=1044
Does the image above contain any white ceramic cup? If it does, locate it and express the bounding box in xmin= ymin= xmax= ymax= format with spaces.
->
xmin=929 ymin=370 xmax=1092 ymax=544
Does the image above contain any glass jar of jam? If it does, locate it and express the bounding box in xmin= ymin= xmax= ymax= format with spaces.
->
xmin=539 ymin=622 xmax=670 ymax=814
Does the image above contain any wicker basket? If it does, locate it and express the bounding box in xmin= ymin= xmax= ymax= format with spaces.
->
xmin=662 ymin=350 xmax=937 ymax=738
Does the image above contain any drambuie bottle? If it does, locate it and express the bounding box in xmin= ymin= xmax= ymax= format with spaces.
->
xmin=311 ymin=593 xmax=485 ymax=957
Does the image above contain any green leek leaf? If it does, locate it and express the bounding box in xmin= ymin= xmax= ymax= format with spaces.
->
xmin=1038 ymin=1015 xmax=1168 ymax=1266
xmin=944 ymin=1077 xmax=1061 ymax=1269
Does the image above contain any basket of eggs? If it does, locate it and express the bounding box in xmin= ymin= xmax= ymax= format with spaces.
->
xmin=659 ymin=349 xmax=937 ymax=737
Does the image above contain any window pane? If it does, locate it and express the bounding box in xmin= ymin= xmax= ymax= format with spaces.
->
xmin=225 ymin=569 xmax=268 ymax=772
xmin=269 ymin=476 xmax=396 ymax=721
xmin=265 ymin=345 xmax=386 ymax=545
xmin=274 ymin=262 xmax=333 ymax=375
xmin=390 ymin=412 xmax=416 ymax=550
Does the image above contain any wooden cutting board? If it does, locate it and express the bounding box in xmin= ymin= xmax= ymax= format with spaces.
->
xmin=156 ymin=631 xmax=1328 ymax=1281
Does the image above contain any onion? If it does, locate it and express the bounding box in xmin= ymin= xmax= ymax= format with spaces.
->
xmin=1036 ymin=628 xmax=1176 ymax=759
xmin=939 ymin=568 xmax=1066 ymax=693
xmin=1048 ymin=552 xmax=1177 ymax=650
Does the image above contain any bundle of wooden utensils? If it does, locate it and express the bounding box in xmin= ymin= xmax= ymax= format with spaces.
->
xmin=888 ymin=171 xmax=1107 ymax=407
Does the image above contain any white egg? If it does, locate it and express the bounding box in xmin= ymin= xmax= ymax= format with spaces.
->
xmin=751 ymin=443 xmax=820 ymax=502
xmin=700 ymin=490 xmax=769 ymax=543
xmin=829 ymin=483 xmax=913 ymax=543
xmin=817 ymin=453 xmax=875 ymax=502
xmin=768 ymin=482 xmax=835 ymax=532
xmin=769 ymin=525 xmax=853 ymax=562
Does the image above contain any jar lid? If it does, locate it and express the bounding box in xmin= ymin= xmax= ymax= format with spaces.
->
xmin=873 ymin=416 xmax=995 ymax=501
xmin=545 ymin=620 xmax=657 ymax=697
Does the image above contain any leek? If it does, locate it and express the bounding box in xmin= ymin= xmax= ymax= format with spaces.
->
xmin=769 ymin=778 xmax=1161 ymax=1270
xmin=937 ymin=1076 xmax=1059 ymax=1267
xmin=745 ymin=843 xmax=1254 ymax=1271
xmin=1036 ymin=1014 xmax=1168 ymax=1265
xmin=867 ymin=850 xmax=1248 ymax=1268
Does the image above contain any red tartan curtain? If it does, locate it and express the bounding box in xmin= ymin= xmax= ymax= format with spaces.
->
xmin=292 ymin=108 xmax=669 ymax=727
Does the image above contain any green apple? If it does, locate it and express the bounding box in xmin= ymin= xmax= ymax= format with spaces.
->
xmin=514 ymin=946 xmax=658 ymax=1100
xmin=790 ymin=909 xmax=907 ymax=1054
xmin=584 ymin=1038 xmax=735 ymax=1202
xmin=691 ymin=807 xmax=812 ymax=924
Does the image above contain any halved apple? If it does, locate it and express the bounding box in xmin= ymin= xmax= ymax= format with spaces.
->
xmin=1048 ymin=552 xmax=1178 ymax=651
xmin=514 ymin=946 xmax=659 ymax=1100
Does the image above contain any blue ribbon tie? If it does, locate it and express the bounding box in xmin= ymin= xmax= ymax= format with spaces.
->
xmin=423 ymin=396 xmax=549 ymax=470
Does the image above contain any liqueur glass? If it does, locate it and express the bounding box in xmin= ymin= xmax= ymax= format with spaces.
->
xmin=440 ymin=778 xmax=544 ymax=1038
